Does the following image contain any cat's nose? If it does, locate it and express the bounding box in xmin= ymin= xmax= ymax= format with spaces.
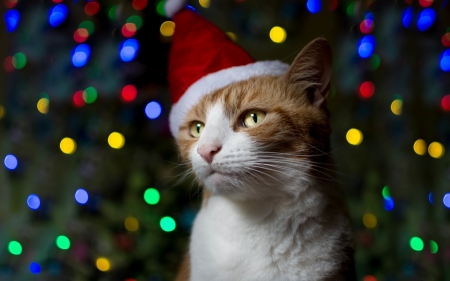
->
xmin=197 ymin=144 xmax=221 ymax=164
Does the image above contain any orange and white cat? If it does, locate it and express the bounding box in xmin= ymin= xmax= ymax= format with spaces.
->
xmin=172 ymin=38 xmax=355 ymax=281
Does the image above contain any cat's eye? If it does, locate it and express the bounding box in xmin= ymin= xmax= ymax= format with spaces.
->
xmin=190 ymin=121 xmax=205 ymax=138
xmin=243 ymin=111 xmax=266 ymax=128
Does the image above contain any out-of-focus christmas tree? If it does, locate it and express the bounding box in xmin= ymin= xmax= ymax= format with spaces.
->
xmin=0 ymin=0 xmax=449 ymax=280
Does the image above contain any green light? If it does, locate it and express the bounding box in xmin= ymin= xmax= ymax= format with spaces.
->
xmin=56 ymin=235 xmax=71 ymax=250
xmin=160 ymin=216 xmax=176 ymax=232
xmin=127 ymin=15 xmax=143 ymax=30
xmin=330 ymin=86 xmax=336 ymax=98
xmin=108 ymin=6 xmax=117 ymax=20
xmin=144 ymin=188 xmax=160 ymax=205
xmin=346 ymin=2 xmax=355 ymax=17
xmin=370 ymin=54 xmax=380 ymax=70
xmin=83 ymin=87 xmax=98 ymax=104
xmin=13 ymin=52 xmax=27 ymax=69
xmin=382 ymin=185 xmax=390 ymax=199
xmin=156 ymin=0 xmax=166 ymax=17
xmin=410 ymin=237 xmax=424 ymax=251
xmin=393 ymin=94 xmax=403 ymax=101
xmin=430 ymin=240 xmax=438 ymax=254
xmin=8 ymin=241 xmax=22 ymax=255
xmin=79 ymin=21 xmax=95 ymax=36
xmin=41 ymin=92 xmax=49 ymax=99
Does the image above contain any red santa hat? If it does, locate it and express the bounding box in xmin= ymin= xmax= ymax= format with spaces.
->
xmin=165 ymin=0 xmax=289 ymax=137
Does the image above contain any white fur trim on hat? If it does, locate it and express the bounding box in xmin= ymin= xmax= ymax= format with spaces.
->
xmin=169 ymin=60 xmax=290 ymax=137
xmin=165 ymin=0 xmax=186 ymax=18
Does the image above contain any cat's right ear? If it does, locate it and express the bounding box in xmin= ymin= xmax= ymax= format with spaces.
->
xmin=281 ymin=38 xmax=332 ymax=107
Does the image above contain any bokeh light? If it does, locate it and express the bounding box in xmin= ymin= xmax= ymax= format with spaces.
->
xmin=417 ymin=8 xmax=436 ymax=31
xmin=96 ymin=257 xmax=110 ymax=271
xmin=382 ymin=186 xmax=390 ymax=199
xmin=73 ymin=90 xmax=85 ymax=107
xmin=328 ymin=0 xmax=338 ymax=11
xmin=60 ymin=137 xmax=76 ymax=154
xmin=8 ymin=241 xmax=22 ymax=255
xmin=144 ymin=188 xmax=160 ymax=205
xmin=346 ymin=128 xmax=363 ymax=145
xmin=132 ymin=0 xmax=148 ymax=10
xmin=4 ymin=154 xmax=18 ymax=170
xmin=226 ymin=32 xmax=237 ymax=42
xmin=29 ymin=262 xmax=41 ymax=274
xmin=410 ymin=237 xmax=424 ymax=251
xmin=12 ymin=52 xmax=26 ymax=69
xmin=359 ymin=81 xmax=375 ymax=98
xmin=358 ymin=35 xmax=376 ymax=58
xmin=37 ymin=98 xmax=49 ymax=114
xmin=428 ymin=191 xmax=434 ymax=204
xmin=127 ymin=15 xmax=143 ymax=30
xmin=121 ymin=85 xmax=137 ymax=102
xmin=4 ymin=0 xmax=18 ymax=9
xmin=363 ymin=276 xmax=377 ymax=281
xmin=83 ymin=87 xmax=98 ymax=104
xmin=370 ymin=54 xmax=380 ymax=70
xmin=71 ymin=44 xmax=91 ymax=67
xmin=84 ymin=2 xmax=100 ymax=16
xmin=119 ymin=39 xmax=139 ymax=62
xmin=443 ymin=193 xmax=450 ymax=208
xmin=360 ymin=19 xmax=374 ymax=34
xmin=79 ymin=21 xmax=95 ymax=35
xmin=430 ymin=240 xmax=438 ymax=254
xmin=269 ymin=26 xmax=287 ymax=43
xmin=199 ymin=0 xmax=210 ymax=8
xmin=27 ymin=194 xmax=41 ymax=210
xmin=124 ymin=217 xmax=139 ymax=231
xmin=108 ymin=5 xmax=117 ymax=20
xmin=306 ymin=0 xmax=321 ymax=14
xmin=108 ymin=132 xmax=125 ymax=149
xmin=156 ymin=0 xmax=166 ymax=16
xmin=74 ymin=28 xmax=89 ymax=43
xmin=441 ymin=94 xmax=450 ymax=111
xmin=48 ymin=4 xmax=68 ymax=27
xmin=413 ymin=139 xmax=427 ymax=155
xmin=75 ymin=188 xmax=89 ymax=204
xmin=419 ymin=0 xmax=434 ymax=7
xmin=145 ymin=101 xmax=162 ymax=119
xmin=428 ymin=142 xmax=444 ymax=158
xmin=122 ymin=23 xmax=137 ymax=38
xmin=383 ymin=196 xmax=394 ymax=211
xmin=391 ymin=99 xmax=402 ymax=115
xmin=5 ymin=9 xmax=20 ymax=32
xmin=3 ymin=56 xmax=14 ymax=72
xmin=440 ymin=49 xmax=450 ymax=72
xmin=160 ymin=216 xmax=176 ymax=232
xmin=363 ymin=213 xmax=377 ymax=228
xmin=442 ymin=33 xmax=450 ymax=47
xmin=160 ymin=21 xmax=175 ymax=37
xmin=56 ymin=235 xmax=71 ymax=250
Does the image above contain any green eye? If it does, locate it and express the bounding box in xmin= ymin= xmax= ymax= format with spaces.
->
xmin=243 ymin=111 xmax=266 ymax=128
xmin=190 ymin=121 xmax=204 ymax=137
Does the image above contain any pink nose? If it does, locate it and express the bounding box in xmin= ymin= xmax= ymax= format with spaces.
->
xmin=197 ymin=144 xmax=221 ymax=164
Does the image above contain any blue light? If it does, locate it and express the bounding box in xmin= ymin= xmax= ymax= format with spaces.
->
xmin=443 ymin=193 xmax=450 ymax=209
xmin=364 ymin=12 xmax=374 ymax=21
xmin=145 ymin=101 xmax=162 ymax=119
xmin=417 ymin=8 xmax=435 ymax=31
xmin=48 ymin=4 xmax=68 ymax=27
xmin=4 ymin=154 xmax=18 ymax=170
xmin=440 ymin=49 xmax=450 ymax=72
xmin=4 ymin=10 xmax=20 ymax=32
xmin=71 ymin=44 xmax=91 ymax=67
xmin=402 ymin=7 xmax=413 ymax=28
xmin=357 ymin=35 xmax=375 ymax=58
xmin=119 ymin=39 xmax=139 ymax=62
xmin=29 ymin=262 xmax=41 ymax=274
xmin=428 ymin=191 xmax=434 ymax=204
xmin=383 ymin=196 xmax=394 ymax=211
xmin=75 ymin=188 xmax=89 ymax=204
xmin=306 ymin=0 xmax=321 ymax=14
xmin=27 ymin=194 xmax=40 ymax=210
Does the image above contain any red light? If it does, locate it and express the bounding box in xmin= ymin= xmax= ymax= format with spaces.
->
xmin=442 ymin=33 xmax=450 ymax=47
xmin=328 ymin=0 xmax=338 ymax=11
xmin=52 ymin=0 xmax=64 ymax=2
xmin=121 ymin=85 xmax=137 ymax=102
xmin=442 ymin=95 xmax=450 ymax=111
xmin=363 ymin=276 xmax=377 ymax=281
xmin=125 ymin=279 xmax=136 ymax=281
xmin=74 ymin=28 xmax=89 ymax=43
xmin=73 ymin=90 xmax=86 ymax=107
xmin=405 ymin=0 xmax=412 ymax=3
xmin=3 ymin=56 xmax=14 ymax=72
xmin=360 ymin=19 xmax=374 ymax=34
xmin=4 ymin=0 xmax=18 ymax=8
xmin=122 ymin=23 xmax=137 ymax=38
xmin=419 ymin=0 xmax=433 ymax=7
xmin=132 ymin=0 xmax=148 ymax=10
xmin=359 ymin=81 xmax=375 ymax=99
xmin=85 ymin=2 xmax=100 ymax=16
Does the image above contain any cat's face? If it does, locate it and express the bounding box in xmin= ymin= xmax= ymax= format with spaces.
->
xmin=176 ymin=38 xmax=333 ymax=200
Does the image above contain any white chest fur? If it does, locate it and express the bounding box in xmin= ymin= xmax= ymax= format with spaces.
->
xmin=189 ymin=193 xmax=347 ymax=281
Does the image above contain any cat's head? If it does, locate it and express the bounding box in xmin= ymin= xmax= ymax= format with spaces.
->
xmin=176 ymin=38 xmax=333 ymax=200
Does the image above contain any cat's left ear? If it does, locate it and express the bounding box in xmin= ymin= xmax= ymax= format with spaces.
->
xmin=282 ymin=38 xmax=332 ymax=107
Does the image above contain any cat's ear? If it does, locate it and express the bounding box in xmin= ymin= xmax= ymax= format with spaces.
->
xmin=282 ymin=38 xmax=332 ymax=107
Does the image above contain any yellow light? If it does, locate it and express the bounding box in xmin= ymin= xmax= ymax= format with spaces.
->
xmin=346 ymin=128 xmax=363 ymax=145
xmin=60 ymin=138 xmax=76 ymax=154
xmin=124 ymin=217 xmax=139 ymax=231
xmin=108 ymin=132 xmax=125 ymax=149
xmin=390 ymin=99 xmax=402 ymax=115
xmin=413 ymin=139 xmax=427 ymax=155
xmin=226 ymin=32 xmax=237 ymax=42
xmin=428 ymin=142 xmax=445 ymax=159
xmin=199 ymin=0 xmax=210 ymax=8
xmin=0 ymin=105 xmax=5 ymax=119
xmin=363 ymin=213 xmax=377 ymax=228
xmin=160 ymin=21 xmax=175 ymax=37
xmin=96 ymin=257 xmax=110 ymax=272
xmin=37 ymin=98 xmax=49 ymax=114
xmin=269 ymin=26 xmax=287 ymax=43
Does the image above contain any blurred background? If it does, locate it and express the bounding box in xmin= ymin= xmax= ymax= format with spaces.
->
xmin=0 ymin=0 xmax=449 ymax=280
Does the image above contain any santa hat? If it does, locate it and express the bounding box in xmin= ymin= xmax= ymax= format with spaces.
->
xmin=165 ymin=0 xmax=289 ymax=137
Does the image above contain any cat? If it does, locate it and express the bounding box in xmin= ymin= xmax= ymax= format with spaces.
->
xmin=173 ymin=38 xmax=355 ymax=281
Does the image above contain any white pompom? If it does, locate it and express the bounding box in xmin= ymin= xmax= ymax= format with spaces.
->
xmin=165 ymin=0 xmax=187 ymax=18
